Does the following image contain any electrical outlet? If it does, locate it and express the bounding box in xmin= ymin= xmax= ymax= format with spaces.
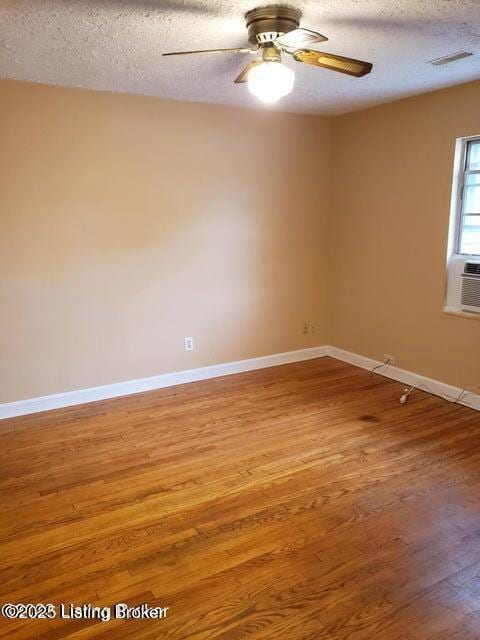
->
xmin=303 ymin=321 xmax=316 ymax=335
xmin=184 ymin=336 xmax=194 ymax=352
xmin=384 ymin=354 xmax=395 ymax=365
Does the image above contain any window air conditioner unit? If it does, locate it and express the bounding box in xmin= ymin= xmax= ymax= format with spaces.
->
xmin=446 ymin=256 xmax=480 ymax=314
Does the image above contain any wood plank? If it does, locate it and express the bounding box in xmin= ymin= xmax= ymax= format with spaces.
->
xmin=1 ymin=357 xmax=479 ymax=639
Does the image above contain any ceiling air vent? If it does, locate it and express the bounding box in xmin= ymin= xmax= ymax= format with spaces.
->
xmin=429 ymin=51 xmax=474 ymax=66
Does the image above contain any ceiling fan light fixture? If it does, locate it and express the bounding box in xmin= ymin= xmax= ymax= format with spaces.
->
xmin=163 ymin=5 xmax=373 ymax=101
xmin=247 ymin=61 xmax=295 ymax=103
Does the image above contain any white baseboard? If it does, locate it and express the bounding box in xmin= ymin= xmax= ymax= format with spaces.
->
xmin=326 ymin=346 xmax=480 ymax=412
xmin=1 ymin=344 xmax=478 ymax=420
xmin=0 ymin=346 xmax=329 ymax=420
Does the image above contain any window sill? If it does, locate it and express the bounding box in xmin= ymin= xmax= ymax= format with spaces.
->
xmin=443 ymin=307 xmax=480 ymax=321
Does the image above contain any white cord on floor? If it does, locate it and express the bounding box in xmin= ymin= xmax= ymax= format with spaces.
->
xmin=367 ymin=355 xmax=478 ymax=408
xmin=399 ymin=382 xmax=480 ymax=406
xmin=370 ymin=358 xmax=392 ymax=377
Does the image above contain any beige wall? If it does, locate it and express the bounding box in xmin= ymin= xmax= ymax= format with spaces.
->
xmin=0 ymin=80 xmax=331 ymax=402
xmin=2 ymin=77 xmax=480 ymax=404
xmin=329 ymin=80 xmax=480 ymax=389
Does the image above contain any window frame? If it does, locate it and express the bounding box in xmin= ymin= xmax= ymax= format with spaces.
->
xmin=451 ymin=135 xmax=480 ymax=258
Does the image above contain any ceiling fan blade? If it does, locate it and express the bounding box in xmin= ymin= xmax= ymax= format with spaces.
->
xmin=163 ymin=47 xmax=255 ymax=57
xmin=274 ymin=28 xmax=328 ymax=49
xmin=293 ymin=49 xmax=373 ymax=77
xmin=234 ymin=59 xmax=263 ymax=83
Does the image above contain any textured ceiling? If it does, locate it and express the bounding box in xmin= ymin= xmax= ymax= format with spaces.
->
xmin=1 ymin=0 xmax=480 ymax=115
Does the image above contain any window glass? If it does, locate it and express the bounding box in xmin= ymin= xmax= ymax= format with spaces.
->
xmin=466 ymin=141 xmax=480 ymax=171
xmin=459 ymin=140 xmax=480 ymax=255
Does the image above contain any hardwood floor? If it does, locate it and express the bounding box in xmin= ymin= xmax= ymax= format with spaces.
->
xmin=1 ymin=356 xmax=480 ymax=639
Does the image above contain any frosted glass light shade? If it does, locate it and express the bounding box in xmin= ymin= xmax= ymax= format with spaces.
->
xmin=247 ymin=61 xmax=295 ymax=104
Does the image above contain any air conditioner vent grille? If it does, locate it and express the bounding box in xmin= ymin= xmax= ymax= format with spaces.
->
xmin=464 ymin=262 xmax=480 ymax=275
xmin=461 ymin=277 xmax=480 ymax=308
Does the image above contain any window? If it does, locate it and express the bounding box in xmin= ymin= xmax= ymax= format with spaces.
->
xmin=456 ymin=138 xmax=480 ymax=256
xmin=445 ymin=136 xmax=480 ymax=317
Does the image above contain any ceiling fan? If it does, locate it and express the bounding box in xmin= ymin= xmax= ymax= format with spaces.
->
xmin=163 ymin=5 xmax=373 ymax=104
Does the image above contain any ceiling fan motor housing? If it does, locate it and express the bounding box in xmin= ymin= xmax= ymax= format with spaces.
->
xmin=245 ymin=6 xmax=301 ymax=45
